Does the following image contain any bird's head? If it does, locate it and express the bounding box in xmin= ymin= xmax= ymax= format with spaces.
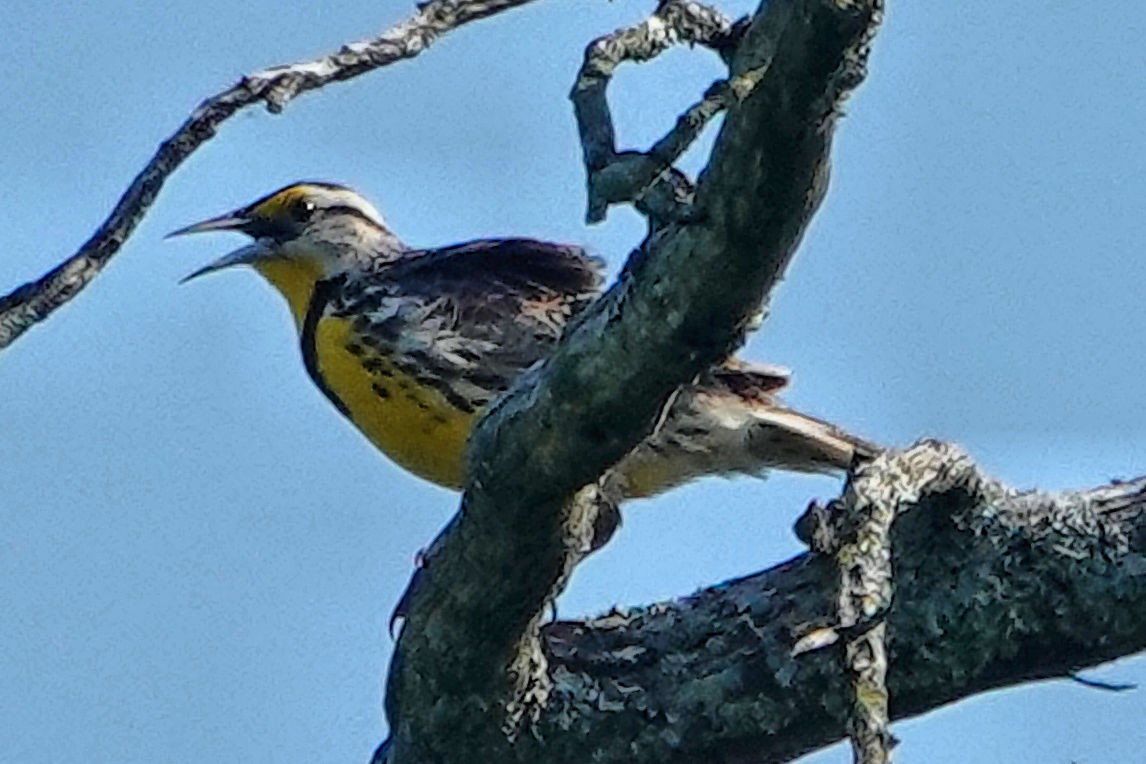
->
xmin=171 ymin=182 xmax=405 ymax=285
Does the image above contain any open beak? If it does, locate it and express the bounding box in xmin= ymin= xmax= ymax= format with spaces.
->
xmin=177 ymin=242 xmax=272 ymax=284
xmin=168 ymin=211 xmax=270 ymax=284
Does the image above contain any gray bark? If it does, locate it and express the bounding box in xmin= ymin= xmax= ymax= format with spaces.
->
xmin=7 ymin=1 xmax=1139 ymax=762
xmin=386 ymin=441 xmax=1146 ymax=762
xmin=383 ymin=1 xmax=889 ymax=761
xmin=534 ymin=442 xmax=1146 ymax=763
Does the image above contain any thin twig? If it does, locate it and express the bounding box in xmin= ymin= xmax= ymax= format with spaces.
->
xmin=0 ymin=0 xmax=541 ymax=350
xmin=1070 ymin=674 xmax=1138 ymax=692
xmin=569 ymin=0 xmax=742 ymax=224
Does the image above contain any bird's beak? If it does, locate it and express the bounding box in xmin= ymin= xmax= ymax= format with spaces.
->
xmin=166 ymin=211 xmax=251 ymax=238
xmin=168 ymin=210 xmax=270 ymax=284
xmin=177 ymin=242 xmax=272 ymax=284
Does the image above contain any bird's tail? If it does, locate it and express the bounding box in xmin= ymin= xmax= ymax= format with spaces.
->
xmin=612 ymin=361 xmax=878 ymax=499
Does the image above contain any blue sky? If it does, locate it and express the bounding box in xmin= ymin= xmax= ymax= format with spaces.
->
xmin=3 ymin=2 xmax=1146 ymax=762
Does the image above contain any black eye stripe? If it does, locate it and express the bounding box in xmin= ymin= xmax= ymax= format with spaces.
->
xmin=244 ymin=200 xmax=382 ymax=241
xmin=244 ymin=217 xmax=295 ymax=240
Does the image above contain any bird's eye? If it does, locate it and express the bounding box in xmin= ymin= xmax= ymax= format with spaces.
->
xmin=291 ymin=198 xmax=317 ymax=222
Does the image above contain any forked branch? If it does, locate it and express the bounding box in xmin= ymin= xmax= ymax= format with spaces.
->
xmin=570 ymin=0 xmax=745 ymax=224
xmin=383 ymin=0 xmax=884 ymax=761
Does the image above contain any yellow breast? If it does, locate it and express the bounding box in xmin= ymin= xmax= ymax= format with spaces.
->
xmin=253 ymin=256 xmax=474 ymax=490
xmin=247 ymin=258 xmax=702 ymax=498
xmin=313 ymin=317 xmax=474 ymax=489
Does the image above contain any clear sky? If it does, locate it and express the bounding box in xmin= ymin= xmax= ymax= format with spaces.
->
xmin=3 ymin=2 xmax=1146 ymax=762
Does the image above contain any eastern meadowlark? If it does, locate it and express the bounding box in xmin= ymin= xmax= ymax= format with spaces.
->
xmin=171 ymin=182 xmax=873 ymax=499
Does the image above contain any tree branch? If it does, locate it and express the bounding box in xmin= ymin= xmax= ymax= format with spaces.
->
xmin=570 ymin=0 xmax=744 ymax=224
xmin=802 ymin=448 xmax=904 ymax=762
xmin=0 ymin=0 xmax=541 ymax=350
xmin=385 ymin=435 xmax=1146 ymax=763
xmin=523 ymin=442 xmax=1146 ymax=763
xmin=383 ymin=0 xmax=883 ymax=761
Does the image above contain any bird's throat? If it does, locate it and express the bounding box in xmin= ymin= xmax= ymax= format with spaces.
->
xmin=253 ymin=257 xmax=325 ymax=330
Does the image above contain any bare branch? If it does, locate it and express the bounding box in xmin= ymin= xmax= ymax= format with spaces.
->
xmin=382 ymin=442 xmax=1146 ymax=762
xmin=0 ymin=0 xmax=541 ymax=350
xmin=570 ymin=0 xmax=743 ymax=224
xmin=801 ymin=442 xmax=983 ymax=762
xmin=384 ymin=0 xmax=883 ymax=761
xmin=806 ymin=446 xmax=929 ymax=763
xmin=829 ymin=441 xmax=990 ymax=761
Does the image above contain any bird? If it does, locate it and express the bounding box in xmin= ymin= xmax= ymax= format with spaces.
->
xmin=170 ymin=181 xmax=875 ymax=503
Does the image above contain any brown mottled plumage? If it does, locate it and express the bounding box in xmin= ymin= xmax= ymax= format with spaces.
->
xmin=173 ymin=182 xmax=876 ymax=499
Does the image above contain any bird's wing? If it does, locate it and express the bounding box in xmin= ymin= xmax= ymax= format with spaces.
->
xmin=323 ymin=238 xmax=605 ymax=412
